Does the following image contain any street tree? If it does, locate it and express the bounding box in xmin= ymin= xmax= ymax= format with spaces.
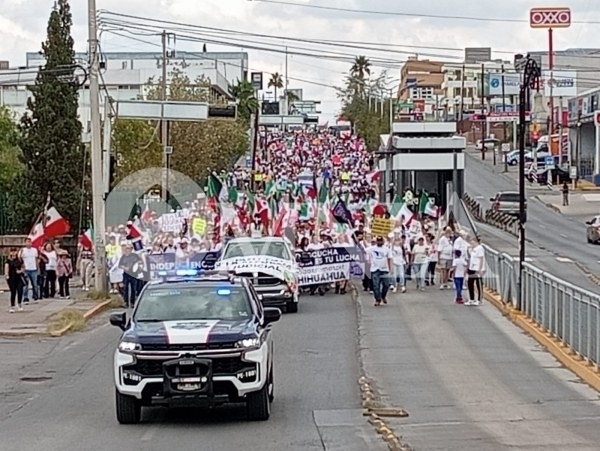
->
xmin=111 ymin=119 xmax=162 ymax=188
xmin=8 ymin=0 xmax=84 ymax=231
xmin=268 ymin=73 xmax=284 ymax=100
xmin=284 ymin=90 xmax=300 ymax=114
xmin=232 ymin=79 xmax=259 ymax=126
xmin=0 ymin=106 xmax=22 ymax=194
xmin=146 ymin=70 xmax=248 ymax=184
xmin=337 ymin=59 xmax=392 ymax=151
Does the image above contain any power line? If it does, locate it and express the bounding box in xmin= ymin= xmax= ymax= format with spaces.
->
xmin=104 ymin=30 xmax=344 ymax=90
xmin=250 ymin=0 xmax=600 ymax=24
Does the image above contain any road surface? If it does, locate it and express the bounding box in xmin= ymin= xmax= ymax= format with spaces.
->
xmin=0 ymin=295 xmax=381 ymax=451
xmin=465 ymin=153 xmax=600 ymax=275
xmin=357 ymin=288 xmax=600 ymax=450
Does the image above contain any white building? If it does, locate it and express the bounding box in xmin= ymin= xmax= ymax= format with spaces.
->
xmin=0 ymin=51 xmax=248 ymax=128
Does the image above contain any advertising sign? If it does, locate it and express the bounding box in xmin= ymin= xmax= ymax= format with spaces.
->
xmin=250 ymin=72 xmax=263 ymax=90
xmin=487 ymin=73 xmax=520 ymax=96
xmin=530 ymin=7 xmax=571 ymax=28
xmin=543 ymin=70 xmax=577 ymax=97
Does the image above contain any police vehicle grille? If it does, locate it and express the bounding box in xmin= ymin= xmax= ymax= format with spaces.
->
xmin=237 ymin=272 xmax=281 ymax=286
xmin=125 ymin=356 xmax=252 ymax=377
xmin=141 ymin=342 xmax=236 ymax=351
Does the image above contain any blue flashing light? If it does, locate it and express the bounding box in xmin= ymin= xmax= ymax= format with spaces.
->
xmin=216 ymin=288 xmax=232 ymax=296
xmin=176 ymin=269 xmax=201 ymax=277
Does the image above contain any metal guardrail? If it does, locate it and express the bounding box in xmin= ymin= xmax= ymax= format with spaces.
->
xmin=482 ymin=244 xmax=600 ymax=367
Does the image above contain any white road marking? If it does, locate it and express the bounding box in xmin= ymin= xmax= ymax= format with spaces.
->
xmin=556 ymin=257 xmax=573 ymax=263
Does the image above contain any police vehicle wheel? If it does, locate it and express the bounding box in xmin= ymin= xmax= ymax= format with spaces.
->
xmin=268 ymin=366 xmax=274 ymax=403
xmin=115 ymin=390 xmax=141 ymax=424
xmin=246 ymin=383 xmax=270 ymax=421
xmin=286 ymin=301 xmax=298 ymax=313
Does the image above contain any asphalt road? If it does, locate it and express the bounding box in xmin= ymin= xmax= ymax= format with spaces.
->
xmin=465 ymin=153 xmax=600 ymax=274
xmin=0 ymin=294 xmax=382 ymax=451
xmin=357 ymin=288 xmax=600 ymax=450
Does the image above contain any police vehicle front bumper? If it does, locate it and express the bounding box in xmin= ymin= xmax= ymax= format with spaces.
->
xmin=114 ymin=343 xmax=269 ymax=406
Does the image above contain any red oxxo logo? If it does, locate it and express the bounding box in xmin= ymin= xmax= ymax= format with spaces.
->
xmin=530 ymin=8 xmax=571 ymax=28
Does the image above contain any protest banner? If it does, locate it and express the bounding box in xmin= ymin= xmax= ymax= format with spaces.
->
xmin=145 ymin=251 xmax=220 ymax=279
xmin=295 ymin=246 xmax=365 ymax=286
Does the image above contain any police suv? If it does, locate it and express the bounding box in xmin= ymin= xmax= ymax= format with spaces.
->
xmin=110 ymin=270 xmax=281 ymax=424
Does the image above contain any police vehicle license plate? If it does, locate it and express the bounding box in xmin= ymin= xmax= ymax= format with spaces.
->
xmin=178 ymin=383 xmax=201 ymax=391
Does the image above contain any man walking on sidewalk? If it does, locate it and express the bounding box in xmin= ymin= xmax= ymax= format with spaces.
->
xmin=562 ymin=181 xmax=569 ymax=206
xmin=367 ymin=236 xmax=393 ymax=307
xmin=19 ymin=238 xmax=39 ymax=304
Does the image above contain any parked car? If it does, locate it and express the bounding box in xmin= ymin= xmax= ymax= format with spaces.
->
xmin=505 ymin=150 xmax=521 ymax=165
xmin=586 ymin=215 xmax=600 ymax=243
xmin=489 ymin=191 xmax=526 ymax=218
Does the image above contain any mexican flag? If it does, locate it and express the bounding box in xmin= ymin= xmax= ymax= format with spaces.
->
xmin=207 ymin=172 xmax=228 ymax=211
xmin=79 ymin=228 xmax=93 ymax=249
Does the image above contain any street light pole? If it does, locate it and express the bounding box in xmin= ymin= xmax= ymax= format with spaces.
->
xmin=87 ymin=0 xmax=106 ymax=292
xmin=517 ymin=55 xmax=541 ymax=310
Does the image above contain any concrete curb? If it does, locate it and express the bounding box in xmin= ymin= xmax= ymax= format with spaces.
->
xmin=351 ymin=283 xmax=413 ymax=451
xmin=574 ymin=262 xmax=600 ymax=287
xmin=49 ymin=299 xmax=113 ymax=338
xmin=483 ymin=288 xmax=600 ymax=393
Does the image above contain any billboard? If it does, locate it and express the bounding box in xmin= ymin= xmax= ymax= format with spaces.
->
xmin=530 ymin=7 xmax=571 ymax=28
xmin=543 ymin=70 xmax=577 ymax=97
xmin=487 ymin=73 xmax=520 ymax=96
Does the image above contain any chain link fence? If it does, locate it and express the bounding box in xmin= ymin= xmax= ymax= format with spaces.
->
xmin=483 ymin=244 xmax=600 ymax=367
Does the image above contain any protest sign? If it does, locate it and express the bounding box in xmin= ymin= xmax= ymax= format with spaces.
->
xmin=295 ymin=246 xmax=365 ymax=286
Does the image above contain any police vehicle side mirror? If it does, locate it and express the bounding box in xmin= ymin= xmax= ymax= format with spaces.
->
xmin=489 ymin=197 xmax=495 ymax=202
xmin=586 ymin=220 xmax=592 ymax=225
xmin=263 ymin=307 xmax=281 ymax=325
xmin=110 ymin=312 xmax=127 ymax=331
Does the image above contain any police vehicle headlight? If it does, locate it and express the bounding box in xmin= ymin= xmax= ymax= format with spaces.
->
xmin=235 ymin=338 xmax=260 ymax=349
xmin=118 ymin=341 xmax=141 ymax=353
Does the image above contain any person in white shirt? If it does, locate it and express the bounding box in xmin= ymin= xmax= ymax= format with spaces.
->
xmin=425 ymin=234 xmax=438 ymax=287
xmin=42 ymin=242 xmax=58 ymax=298
xmin=466 ymin=236 xmax=485 ymax=306
xmin=437 ymin=227 xmax=454 ymax=290
xmin=366 ymin=236 xmax=393 ymax=306
xmin=19 ymin=238 xmax=39 ymax=303
xmin=411 ymin=236 xmax=429 ymax=291
xmin=390 ymin=237 xmax=406 ymax=293
xmin=450 ymin=249 xmax=468 ymax=304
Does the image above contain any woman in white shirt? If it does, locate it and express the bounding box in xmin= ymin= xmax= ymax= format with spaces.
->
xmin=466 ymin=236 xmax=485 ymax=306
xmin=390 ymin=237 xmax=406 ymax=293
xmin=425 ymin=234 xmax=438 ymax=287
xmin=42 ymin=243 xmax=58 ymax=298
xmin=411 ymin=236 xmax=429 ymax=291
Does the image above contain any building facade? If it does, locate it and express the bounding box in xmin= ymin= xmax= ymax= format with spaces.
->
xmin=0 ymin=51 xmax=248 ymax=129
xmin=397 ymin=57 xmax=444 ymax=102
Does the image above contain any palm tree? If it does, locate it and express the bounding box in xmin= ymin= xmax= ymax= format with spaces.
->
xmin=350 ymin=56 xmax=371 ymax=81
xmin=268 ymin=72 xmax=284 ymax=100
xmin=232 ymin=79 xmax=259 ymax=124
xmin=284 ymin=90 xmax=300 ymax=113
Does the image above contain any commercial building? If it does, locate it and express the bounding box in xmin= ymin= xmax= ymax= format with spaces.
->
xmin=397 ymin=57 xmax=444 ymax=107
xmin=0 ymin=51 xmax=247 ymax=129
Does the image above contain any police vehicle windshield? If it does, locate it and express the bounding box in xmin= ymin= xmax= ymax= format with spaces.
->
xmin=223 ymin=241 xmax=290 ymax=260
xmin=134 ymin=286 xmax=252 ymax=322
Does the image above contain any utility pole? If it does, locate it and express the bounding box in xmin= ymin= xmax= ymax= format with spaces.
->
xmin=161 ymin=30 xmax=169 ymax=210
xmin=87 ymin=0 xmax=107 ymax=292
xmin=480 ymin=63 xmax=486 ymax=160
xmin=501 ymin=64 xmax=508 ymax=172
xmin=250 ymin=93 xmax=260 ymax=192
xmin=459 ymin=64 xmax=465 ymax=133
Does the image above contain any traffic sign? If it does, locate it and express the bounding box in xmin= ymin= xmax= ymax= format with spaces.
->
xmin=544 ymin=155 xmax=555 ymax=169
xmin=501 ymin=143 xmax=511 ymax=153
xmin=594 ymin=110 xmax=600 ymax=126
xmin=530 ymin=7 xmax=571 ymax=28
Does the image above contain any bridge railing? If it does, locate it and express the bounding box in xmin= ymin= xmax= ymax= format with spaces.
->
xmin=481 ymin=244 xmax=600 ymax=367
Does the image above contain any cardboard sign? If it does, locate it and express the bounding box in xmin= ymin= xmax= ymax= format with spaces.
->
xmin=192 ymin=218 xmax=207 ymax=236
xmin=371 ymin=218 xmax=394 ymax=237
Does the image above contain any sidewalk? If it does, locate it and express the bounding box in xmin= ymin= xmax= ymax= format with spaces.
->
xmin=536 ymin=192 xmax=600 ymax=220
xmin=354 ymin=287 xmax=600 ymax=450
xmin=0 ymin=284 xmax=111 ymax=336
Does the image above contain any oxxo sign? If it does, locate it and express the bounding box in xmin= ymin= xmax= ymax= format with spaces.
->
xmin=530 ymin=7 xmax=571 ymax=28
xmin=594 ymin=111 xmax=600 ymax=127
